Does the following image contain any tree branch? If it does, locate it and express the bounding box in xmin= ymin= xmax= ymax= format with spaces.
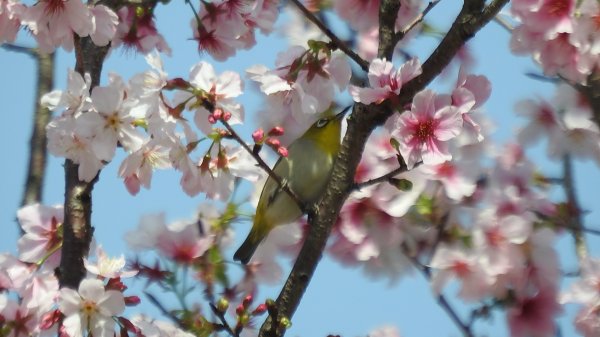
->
xmin=287 ymin=0 xmax=369 ymax=71
xmin=562 ymin=154 xmax=588 ymax=260
xmin=377 ymin=0 xmax=402 ymax=60
xmin=394 ymin=0 xmax=442 ymax=45
xmin=257 ymin=1 xmax=509 ymax=336
xmin=21 ymin=51 xmax=55 ymax=208
xmin=59 ymin=35 xmax=111 ymax=289
xmin=409 ymin=257 xmax=475 ymax=337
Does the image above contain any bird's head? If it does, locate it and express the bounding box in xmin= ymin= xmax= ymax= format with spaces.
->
xmin=301 ymin=106 xmax=351 ymax=155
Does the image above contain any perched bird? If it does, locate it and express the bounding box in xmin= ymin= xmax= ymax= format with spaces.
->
xmin=233 ymin=106 xmax=351 ymax=264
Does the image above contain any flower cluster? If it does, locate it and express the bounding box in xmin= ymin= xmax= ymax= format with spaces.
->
xmin=248 ymin=43 xmax=351 ymax=143
xmin=510 ymin=0 xmax=599 ymax=83
xmin=0 ymin=204 xmax=140 ymax=337
xmin=516 ymin=83 xmax=600 ymax=165
xmin=1 ymin=0 xmax=118 ymax=52
xmin=192 ymin=0 xmax=279 ymax=61
xmin=44 ymin=53 xmax=261 ymax=199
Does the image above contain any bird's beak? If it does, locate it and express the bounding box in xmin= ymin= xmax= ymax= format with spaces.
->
xmin=335 ymin=105 xmax=352 ymax=120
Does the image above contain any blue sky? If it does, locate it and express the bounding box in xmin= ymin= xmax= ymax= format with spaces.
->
xmin=1 ymin=1 xmax=600 ymax=336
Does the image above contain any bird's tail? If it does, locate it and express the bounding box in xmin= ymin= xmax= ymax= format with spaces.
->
xmin=233 ymin=229 xmax=263 ymax=265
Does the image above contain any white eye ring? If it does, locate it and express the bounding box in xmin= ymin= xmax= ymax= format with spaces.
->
xmin=316 ymin=118 xmax=328 ymax=128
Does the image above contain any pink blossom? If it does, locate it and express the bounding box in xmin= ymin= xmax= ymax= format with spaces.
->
xmin=175 ymin=61 xmax=243 ymax=135
xmin=132 ymin=315 xmax=196 ymax=337
xmin=516 ymin=97 xmax=562 ymax=146
xmin=369 ymin=326 xmax=401 ymax=337
xmin=1 ymin=300 xmax=39 ymax=337
xmin=191 ymin=2 xmax=248 ymax=61
xmin=112 ymin=5 xmax=170 ymax=54
xmin=0 ymin=0 xmax=24 ymax=43
xmin=573 ymin=305 xmax=600 ymax=337
xmin=472 ymin=211 xmax=531 ymax=278
xmin=59 ymin=278 xmax=125 ymax=337
xmin=430 ymin=244 xmax=494 ymax=301
xmin=506 ymin=287 xmax=561 ymax=337
xmin=350 ymin=58 xmax=422 ymax=105
xmin=150 ymin=219 xmax=213 ymax=264
xmin=41 ymin=69 xmax=92 ymax=117
xmin=46 ymin=116 xmax=104 ymax=182
xmin=89 ymin=5 xmax=118 ymax=47
xmin=19 ymin=270 xmax=59 ymax=313
xmin=248 ymin=46 xmax=350 ymax=124
xmin=419 ymin=161 xmax=476 ymax=201
xmin=84 ymin=246 xmax=138 ymax=279
xmin=21 ymin=0 xmax=93 ymax=52
xmin=118 ymin=139 xmax=171 ymax=196
xmin=511 ymin=0 xmax=575 ymax=39
xmin=333 ymin=0 xmax=380 ymax=31
xmin=393 ymin=89 xmax=463 ymax=168
xmin=77 ymin=76 xmax=146 ymax=160
xmin=16 ymin=203 xmax=63 ymax=267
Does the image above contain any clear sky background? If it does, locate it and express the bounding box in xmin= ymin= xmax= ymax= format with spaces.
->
xmin=2 ymin=1 xmax=600 ymax=336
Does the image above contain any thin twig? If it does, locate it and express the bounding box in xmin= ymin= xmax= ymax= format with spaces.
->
xmin=145 ymin=291 xmax=185 ymax=327
xmin=220 ymin=120 xmax=306 ymax=212
xmin=394 ymin=0 xmax=442 ymax=44
xmin=407 ymin=255 xmax=475 ymax=337
xmin=288 ymin=0 xmax=369 ymax=71
xmin=352 ymin=160 xmax=421 ymax=191
xmin=21 ymin=51 xmax=55 ymax=208
xmin=493 ymin=14 xmax=514 ymax=32
xmin=209 ymin=303 xmax=238 ymax=337
xmin=562 ymin=154 xmax=588 ymax=260
xmin=2 ymin=43 xmax=36 ymax=56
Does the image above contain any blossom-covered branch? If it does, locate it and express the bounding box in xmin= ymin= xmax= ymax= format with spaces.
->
xmin=258 ymin=1 xmax=509 ymax=336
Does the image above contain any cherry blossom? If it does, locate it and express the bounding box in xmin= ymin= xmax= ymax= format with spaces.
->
xmin=0 ymin=0 xmax=24 ymax=43
xmin=16 ymin=203 xmax=63 ymax=267
xmin=59 ymin=278 xmax=125 ymax=337
xmin=77 ymin=75 xmax=146 ymax=161
xmin=46 ymin=116 xmax=105 ymax=182
xmin=84 ymin=246 xmax=138 ymax=279
xmin=248 ymin=46 xmax=350 ymax=126
xmin=350 ymin=58 xmax=422 ymax=105
xmin=118 ymin=139 xmax=171 ymax=195
xmin=41 ymin=69 xmax=92 ymax=117
xmin=506 ymin=286 xmax=561 ymax=337
xmin=89 ymin=5 xmax=118 ymax=47
xmin=21 ymin=0 xmax=93 ymax=52
xmin=174 ymin=61 xmax=243 ymax=135
xmin=430 ymin=244 xmax=494 ymax=302
xmin=392 ymin=89 xmax=463 ymax=168
xmin=112 ymin=5 xmax=170 ymax=54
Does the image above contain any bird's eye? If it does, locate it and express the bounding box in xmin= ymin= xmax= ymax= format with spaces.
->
xmin=316 ymin=118 xmax=329 ymax=128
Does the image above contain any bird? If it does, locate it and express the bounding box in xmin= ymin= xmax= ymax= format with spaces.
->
xmin=233 ymin=106 xmax=351 ymax=264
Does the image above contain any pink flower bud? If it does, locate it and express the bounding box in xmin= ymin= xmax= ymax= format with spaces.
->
xmin=208 ymin=115 xmax=217 ymax=124
xmin=125 ymin=296 xmax=141 ymax=306
xmin=268 ymin=126 xmax=285 ymax=136
xmin=40 ymin=309 xmax=61 ymax=330
xmin=277 ymin=146 xmax=289 ymax=157
xmin=106 ymin=277 xmax=126 ymax=291
xmin=223 ymin=111 xmax=232 ymax=121
xmin=252 ymin=303 xmax=268 ymax=315
xmin=266 ymin=138 xmax=280 ymax=147
xmin=213 ymin=108 xmax=223 ymax=120
xmin=252 ymin=128 xmax=264 ymax=143
xmin=236 ymin=303 xmax=245 ymax=316
xmin=243 ymin=294 xmax=253 ymax=308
